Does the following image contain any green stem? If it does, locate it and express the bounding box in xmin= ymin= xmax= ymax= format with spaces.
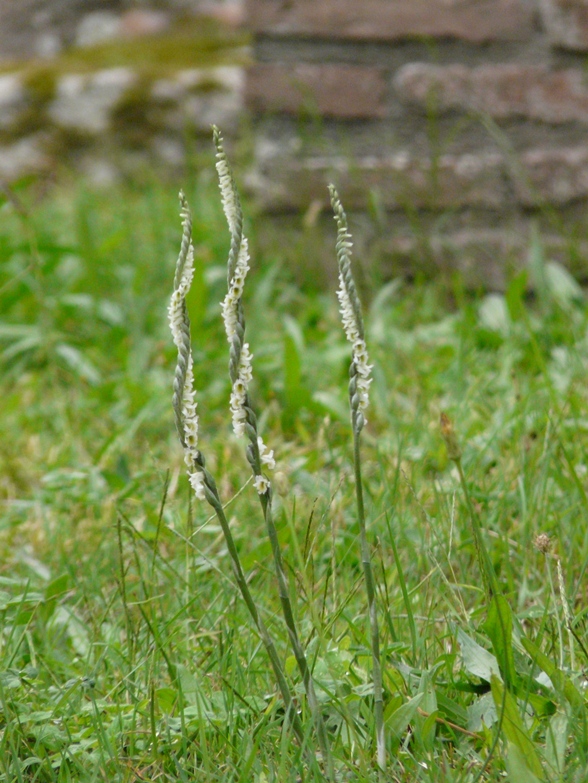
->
xmin=198 ymin=462 xmax=306 ymax=748
xmin=260 ymin=490 xmax=335 ymax=781
xmin=353 ymin=426 xmax=385 ymax=775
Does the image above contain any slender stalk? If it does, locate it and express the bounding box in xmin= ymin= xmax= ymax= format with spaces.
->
xmin=213 ymin=127 xmax=334 ymax=779
xmin=353 ymin=427 xmax=385 ymax=774
xmin=168 ymin=193 xmax=306 ymax=749
xmin=259 ymin=490 xmax=335 ymax=780
xmin=329 ymin=185 xmax=385 ymax=774
xmin=193 ymin=453 xmax=306 ymax=745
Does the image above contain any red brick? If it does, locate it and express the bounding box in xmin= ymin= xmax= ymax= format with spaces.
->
xmin=540 ymin=0 xmax=588 ymax=51
xmin=250 ymin=150 xmax=507 ymax=211
xmin=395 ymin=63 xmax=588 ymax=124
xmin=245 ymin=63 xmax=387 ymax=118
xmin=517 ymin=146 xmax=588 ymax=204
xmin=245 ymin=0 xmax=534 ymax=42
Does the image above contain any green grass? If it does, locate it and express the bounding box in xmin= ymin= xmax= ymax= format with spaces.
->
xmin=1 ymin=165 xmax=588 ymax=781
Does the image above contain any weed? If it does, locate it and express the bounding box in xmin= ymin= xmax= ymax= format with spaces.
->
xmin=0 ymin=132 xmax=587 ymax=781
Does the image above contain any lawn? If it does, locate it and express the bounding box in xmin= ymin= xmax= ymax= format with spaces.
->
xmin=0 ymin=149 xmax=587 ymax=782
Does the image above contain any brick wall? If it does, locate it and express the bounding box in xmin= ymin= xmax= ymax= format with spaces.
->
xmin=244 ymin=0 xmax=588 ymax=283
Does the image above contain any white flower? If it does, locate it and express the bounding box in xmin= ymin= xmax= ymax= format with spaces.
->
xmin=254 ymin=474 xmax=271 ymax=495
xmin=221 ymin=238 xmax=250 ymax=339
xmin=169 ymin=198 xmax=204 ymax=500
xmin=228 ymin=342 xmax=255 ymax=438
xmin=258 ymin=437 xmax=276 ymax=471
xmin=189 ymin=470 xmax=206 ymax=500
xmin=337 ymin=275 xmax=373 ymax=422
xmin=168 ymin=245 xmax=194 ymax=348
xmin=215 ymin=144 xmax=239 ymax=234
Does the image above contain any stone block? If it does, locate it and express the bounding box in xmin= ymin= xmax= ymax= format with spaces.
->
xmin=395 ymin=62 xmax=588 ymax=124
xmin=245 ymin=63 xmax=387 ymax=118
xmin=75 ymin=12 xmax=123 ymax=48
xmin=249 ymin=148 xmax=507 ymax=211
xmin=385 ymin=228 xmax=588 ymax=289
xmin=517 ymin=145 xmax=588 ymax=204
xmin=539 ymin=0 xmax=588 ymax=50
xmin=48 ymin=68 xmax=136 ymax=134
xmin=0 ymin=74 xmax=26 ymax=130
xmin=0 ymin=135 xmax=50 ymax=180
xmin=246 ymin=0 xmax=534 ymax=42
xmin=152 ymin=66 xmax=244 ymax=133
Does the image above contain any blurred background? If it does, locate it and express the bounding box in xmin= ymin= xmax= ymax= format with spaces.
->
xmin=2 ymin=0 xmax=588 ymax=286
xmin=0 ymin=0 xmax=246 ymax=185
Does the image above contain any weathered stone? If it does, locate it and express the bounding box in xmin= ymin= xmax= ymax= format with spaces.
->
xmin=385 ymin=229 xmax=588 ymax=289
xmin=48 ymin=68 xmax=136 ymax=133
xmin=0 ymin=135 xmax=50 ymax=180
xmin=75 ymin=11 xmax=123 ymax=48
xmin=246 ymin=63 xmax=387 ymax=118
xmin=120 ymin=9 xmax=170 ymax=38
xmin=395 ymin=63 xmax=588 ymax=124
xmin=152 ymin=66 xmax=244 ymax=132
xmin=151 ymin=134 xmax=186 ymax=167
xmin=517 ymin=145 xmax=588 ymax=204
xmin=177 ymin=65 xmax=243 ymax=92
xmin=539 ymin=0 xmax=588 ymax=51
xmin=0 ymin=74 xmax=26 ymax=130
xmin=0 ymin=0 xmax=111 ymax=62
xmin=249 ymin=148 xmax=507 ymax=211
xmin=183 ymin=89 xmax=243 ymax=132
xmin=151 ymin=66 xmax=243 ymax=104
xmin=246 ymin=0 xmax=534 ymax=42
xmin=35 ymin=32 xmax=63 ymax=59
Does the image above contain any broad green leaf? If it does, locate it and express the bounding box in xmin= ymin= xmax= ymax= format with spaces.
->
xmin=478 ymin=294 xmax=510 ymax=336
xmin=285 ymin=655 xmax=297 ymax=677
xmin=545 ymin=260 xmax=583 ymax=306
xmin=468 ymin=692 xmax=498 ymax=732
xmin=419 ymin=710 xmax=438 ymax=752
xmin=414 ymin=671 xmax=439 ymax=751
xmin=45 ymin=574 xmax=69 ymax=601
xmin=156 ymin=687 xmax=178 ymax=714
xmin=505 ymin=741 xmax=543 ymax=783
xmin=545 ymin=712 xmax=568 ymax=776
xmin=41 ymin=573 xmax=70 ymax=621
xmin=506 ymin=270 xmax=528 ymax=322
xmin=521 ymin=636 xmax=584 ymax=710
xmin=457 ymin=627 xmax=500 ymax=682
xmin=386 ymin=692 xmax=424 ymax=745
xmin=418 ymin=670 xmax=437 ymax=714
xmin=483 ymin=595 xmax=515 ymax=688
xmin=490 ymin=674 xmax=544 ymax=779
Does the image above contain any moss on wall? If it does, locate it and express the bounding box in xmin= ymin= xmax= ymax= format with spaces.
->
xmin=0 ymin=15 xmax=249 ymax=80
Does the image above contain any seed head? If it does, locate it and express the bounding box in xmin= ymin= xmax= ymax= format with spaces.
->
xmin=440 ymin=412 xmax=462 ymax=462
xmin=534 ymin=533 xmax=551 ymax=554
